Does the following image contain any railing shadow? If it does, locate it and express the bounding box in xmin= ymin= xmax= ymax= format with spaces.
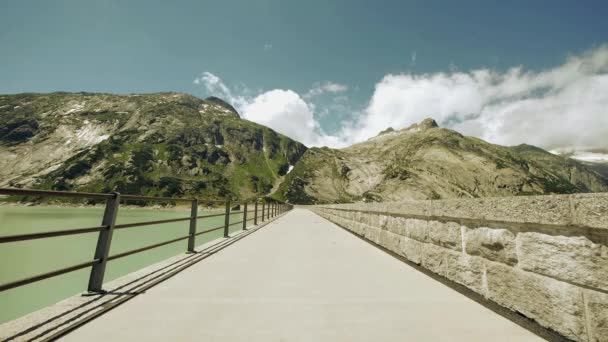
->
xmin=2 ymin=215 xmax=280 ymax=342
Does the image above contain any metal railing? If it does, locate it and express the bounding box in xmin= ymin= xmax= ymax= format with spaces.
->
xmin=0 ymin=188 xmax=292 ymax=293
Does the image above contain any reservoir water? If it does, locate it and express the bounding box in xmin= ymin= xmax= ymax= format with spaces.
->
xmin=0 ymin=205 xmax=251 ymax=323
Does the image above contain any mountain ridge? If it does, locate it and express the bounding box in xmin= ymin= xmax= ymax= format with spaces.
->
xmin=2 ymin=93 xmax=606 ymax=205
xmin=276 ymin=118 xmax=608 ymax=204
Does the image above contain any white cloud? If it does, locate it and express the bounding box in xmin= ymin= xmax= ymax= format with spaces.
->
xmin=354 ymin=45 xmax=608 ymax=150
xmin=241 ymin=89 xmax=321 ymax=145
xmin=193 ymin=72 xmax=234 ymax=99
xmin=304 ymin=81 xmax=348 ymax=98
xmin=193 ymin=46 xmax=608 ymax=151
xmin=193 ymin=72 xmax=342 ymax=146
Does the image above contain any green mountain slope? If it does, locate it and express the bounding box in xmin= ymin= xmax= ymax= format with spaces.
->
xmin=277 ymin=119 xmax=608 ymax=204
xmin=0 ymin=92 xmax=307 ymax=200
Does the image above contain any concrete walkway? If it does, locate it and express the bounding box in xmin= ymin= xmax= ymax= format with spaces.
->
xmin=62 ymin=209 xmax=542 ymax=341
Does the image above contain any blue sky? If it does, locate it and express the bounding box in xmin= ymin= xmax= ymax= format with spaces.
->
xmin=1 ymin=0 xmax=608 ymax=149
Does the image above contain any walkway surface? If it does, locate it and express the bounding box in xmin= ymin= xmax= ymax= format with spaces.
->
xmin=62 ymin=209 xmax=542 ymax=341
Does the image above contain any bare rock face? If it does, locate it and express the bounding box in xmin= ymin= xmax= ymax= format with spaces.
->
xmin=404 ymin=117 xmax=439 ymax=131
xmin=204 ymin=96 xmax=240 ymax=117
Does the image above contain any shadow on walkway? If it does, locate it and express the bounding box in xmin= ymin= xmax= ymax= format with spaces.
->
xmin=3 ymin=216 xmax=275 ymax=342
xmin=317 ymin=212 xmax=570 ymax=342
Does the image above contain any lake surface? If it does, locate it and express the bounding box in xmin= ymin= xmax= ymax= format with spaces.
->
xmin=0 ymin=205 xmax=252 ymax=323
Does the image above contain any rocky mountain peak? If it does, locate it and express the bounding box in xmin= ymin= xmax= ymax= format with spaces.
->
xmin=420 ymin=118 xmax=439 ymax=128
xmin=204 ymin=96 xmax=240 ymax=117
xmin=378 ymin=127 xmax=395 ymax=136
xmin=404 ymin=118 xmax=439 ymax=132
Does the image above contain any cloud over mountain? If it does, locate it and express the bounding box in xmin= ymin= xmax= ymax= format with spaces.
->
xmin=361 ymin=45 xmax=608 ymax=151
xmin=194 ymin=45 xmax=608 ymax=150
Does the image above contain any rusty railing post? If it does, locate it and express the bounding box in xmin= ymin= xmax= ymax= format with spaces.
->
xmin=254 ymin=201 xmax=258 ymax=225
xmin=187 ymin=199 xmax=198 ymax=253
xmin=88 ymin=192 xmax=120 ymax=293
xmin=261 ymin=203 xmax=265 ymax=222
xmin=223 ymin=199 xmax=231 ymax=238
xmin=242 ymin=202 xmax=248 ymax=230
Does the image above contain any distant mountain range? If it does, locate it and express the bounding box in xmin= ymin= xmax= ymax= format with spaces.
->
xmin=276 ymin=119 xmax=608 ymax=204
xmin=1 ymin=93 xmax=606 ymax=204
xmin=552 ymin=148 xmax=608 ymax=179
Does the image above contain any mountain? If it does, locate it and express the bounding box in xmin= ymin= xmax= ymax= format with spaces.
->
xmin=553 ymin=148 xmax=608 ymax=179
xmin=276 ymin=118 xmax=608 ymax=204
xmin=0 ymin=92 xmax=307 ymax=201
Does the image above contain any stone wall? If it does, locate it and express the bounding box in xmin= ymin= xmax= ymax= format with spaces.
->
xmin=311 ymin=193 xmax=608 ymax=341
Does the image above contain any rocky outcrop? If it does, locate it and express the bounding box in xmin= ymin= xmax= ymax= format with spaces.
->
xmin=312 ymin=193 xmax=608 ymax=341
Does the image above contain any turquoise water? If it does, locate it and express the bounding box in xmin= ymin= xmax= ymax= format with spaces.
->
xmin=0 ymin=205 xmax=253 ymax=323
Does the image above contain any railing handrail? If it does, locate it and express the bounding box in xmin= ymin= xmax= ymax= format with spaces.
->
xmin=0 ymin=187 xmax=290 ymax=204
xmin=0 ymin=187 xmax=293 ymax=295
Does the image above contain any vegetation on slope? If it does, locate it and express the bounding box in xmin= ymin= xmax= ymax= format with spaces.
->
xmin=0 ymin=92 xmax=307 ymax=202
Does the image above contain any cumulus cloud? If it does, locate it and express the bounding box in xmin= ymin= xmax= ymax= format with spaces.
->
xmin=355 ymin=45 xmax=608 ymax=150
xmin=240 ymin=89 xmax=321 ymax=145
xmin=193 ymin=72 xmax=341 ymax=146
xmin=194 ymin=46 xmax=608 ymax=151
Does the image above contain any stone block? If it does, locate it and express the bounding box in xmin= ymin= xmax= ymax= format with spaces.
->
xmin=342 ymin=219 xmax=358 ymax=231
xmin=405 ymin=218 xmax=428 ymax=242
xmin=364 ymin=226 xmax=380 ymax=244
xmin=385 ymin=200 xmax=433 ymax=217
xmin=386 ymin=215 xmax=406 ymax=235
xmin=486 ymin=262 xmax=587 ymax=341
xmin=518 ymin=232 xmax=608 ymax=292
xmin=362 ymin=213 xmax=374 ymax=226
xmin=432 ymin=197 xmax=485 ymax=220
xmin=349 ymin=223 xmax=361 ymax=236
xmin=446 ymin=254 xmax=486 ymax=295
xmin=585 ymin=289 xmax=608 ymax=342
xmin=433 ymin=195 xmax=574 ymax=226
xmin=357 ymin=212 xmax=367 ymax=225
xmin=465 ymin=227 xmax=517 ymax=265
xmin=356 ymin=223 xmax=366 ymax=236
xmin=354 ymin=210 xmax=362 ymax=222
xmin=398 ymin=236 xmax=423 ymax=264
xmin=428 ymin=220 xmax=462 ymax=251
xmin=378 ymin=230 xmax=400 ymax=253
xmin=479 ymin=195 xmax=573 ymax=226
xmin=421 ymin=243 xmax=458 ymax=277
xmin=378 ymin=214 xmax=389 ymax=228
xmin=572 ymin=193 xmax=608 ymax=229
